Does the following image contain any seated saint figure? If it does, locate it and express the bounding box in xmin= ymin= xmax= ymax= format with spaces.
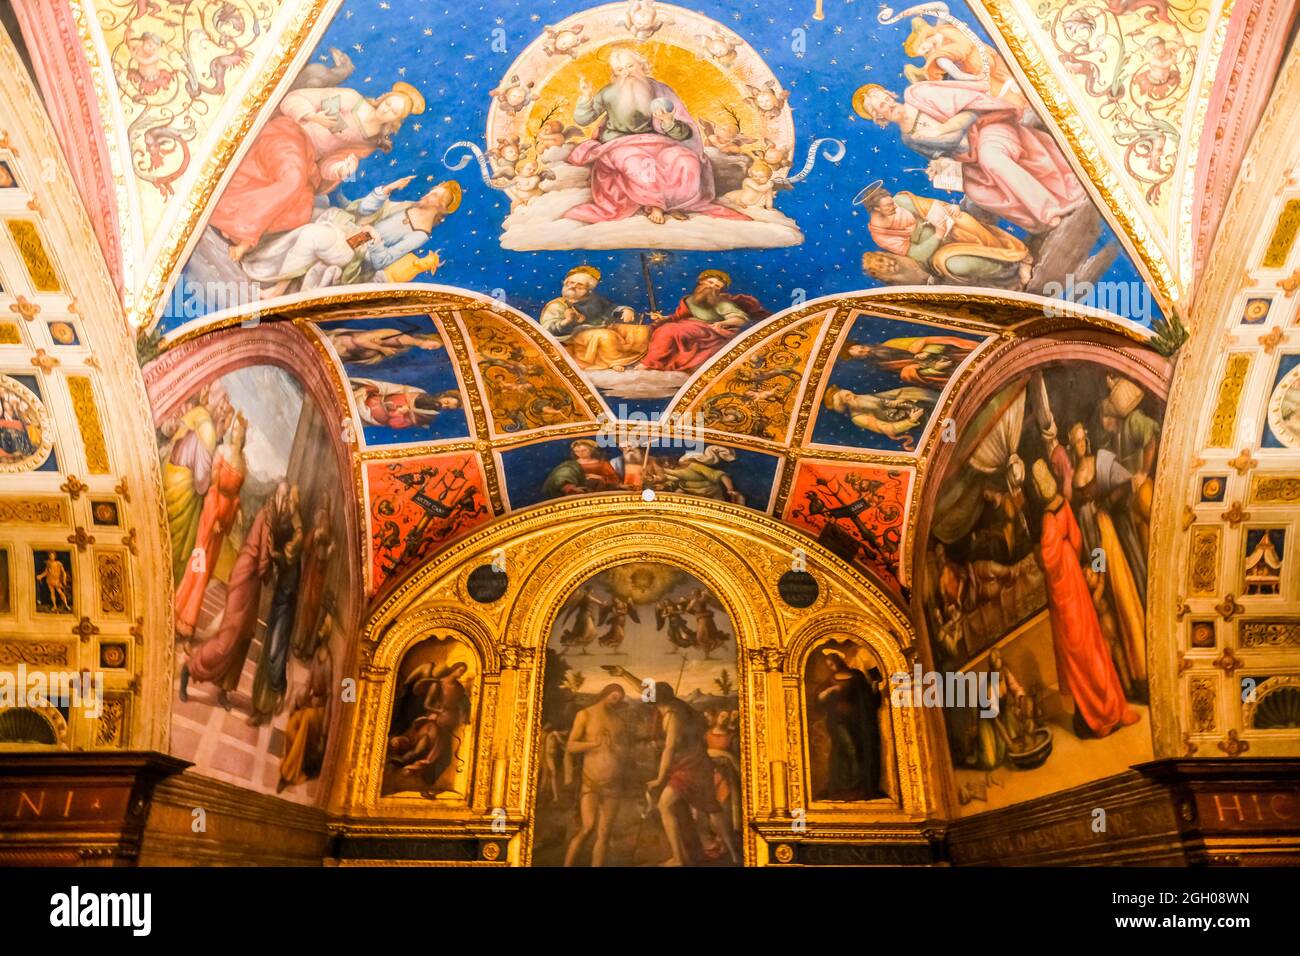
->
xmin=563 ymin=46 xmax=748 ymax=225
xmin=860 ymin=184 xmax=1031 ymax=288
xmin=540 ymin=266 xmax=648 ymax=371
xmin=640 ymin=270 xmax=769 ymax=373
xmin=541 ymin=439 xmax=626 ymax=497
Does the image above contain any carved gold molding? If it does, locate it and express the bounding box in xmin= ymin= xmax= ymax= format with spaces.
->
xmin=330 ymin=497 xmax=938 ymax=857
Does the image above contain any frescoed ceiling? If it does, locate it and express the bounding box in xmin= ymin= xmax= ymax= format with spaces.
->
xmin=160 ymin=0 xmax=1159 ymax=339
xmin=77 ymin=0 xmax=1227 ymax=607
xmin=13 ymin=0 xmax=1287 ymax=333
xmin=4 ymin=0 xmax=1293 ymax=612
xmin=284 ymin=287 xmax=1148 ymax=601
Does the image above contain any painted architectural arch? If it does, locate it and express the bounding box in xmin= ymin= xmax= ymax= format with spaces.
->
xmin=3 ymin=0 xmax=1300 ymax=884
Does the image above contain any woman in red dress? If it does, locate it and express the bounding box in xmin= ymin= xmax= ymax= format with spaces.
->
xmin=174 ymin=415 xmax=246 ymax=640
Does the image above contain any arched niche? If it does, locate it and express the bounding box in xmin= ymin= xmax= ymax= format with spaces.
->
xmin=345 ymin=495 xmax=937 ymax=865
xmin=908 ymin=333 xmax=1172 ymax=815
xmin=348 ymin=603 xmax=499 ymax=818
xmin=785 ymin=613 xmax=923 ymax=815
xmin=142 ymin=322 xmax=364 ymax=803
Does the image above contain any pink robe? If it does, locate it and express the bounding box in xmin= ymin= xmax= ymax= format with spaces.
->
xmin=905 ymin=81 xmax=1087 ymax=232
xmin=186 ymin=506 xmax=272 ymax=691
xmin=565 ymin=135 xmax=749 ymax=223
xmin=562 ymin=83 xmax=748 ymax=224
xmin=209 ymin=89 xmax=382 ymax=246
xmin=1038 ymin=501 xmax=1129 ymax=736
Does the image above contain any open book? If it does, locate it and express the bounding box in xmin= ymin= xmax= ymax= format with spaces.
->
xmin=927 ymin=156 xmax=964 ymax=193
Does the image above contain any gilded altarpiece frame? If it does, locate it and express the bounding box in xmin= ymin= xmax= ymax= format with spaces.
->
xmin=338 ymin=497 xmax=938 ymax=866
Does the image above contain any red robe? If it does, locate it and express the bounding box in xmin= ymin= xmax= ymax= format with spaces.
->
xmin=640 ymin=295 xmax=768 ymax=372
xmin=363 ymin=390 xmax=422 ymax=429
xmin=174 ymin=452 xmax=245 ymax=638
xmin=186 ymin=506 xmax=273 ymax=691
xmin=1038 ymin=501 xmax=1129 ymax=736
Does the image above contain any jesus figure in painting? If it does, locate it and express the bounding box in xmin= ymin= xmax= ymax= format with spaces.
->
xmin=564 ymin=46 xmax=749 ymax=225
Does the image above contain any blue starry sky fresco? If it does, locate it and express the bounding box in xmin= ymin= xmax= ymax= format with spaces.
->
xmin=318 ymin=314 xmax=471 ymax=445
xmin=167 ymin=0 xmax=1147 ymax=332
xmin=808 ymin=313 xmax=984 ymax=450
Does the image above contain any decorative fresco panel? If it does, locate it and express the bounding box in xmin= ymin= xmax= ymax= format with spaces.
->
xmin=365 ymin=452 xmax=493 ymax=593
xmin=808 ymin=313 xmax=985 ymax=453
xmin=162 ymin=364 xmax=351 ymax=801
xmin=782 ymin=460 xmax=911 ymax=590
xmin=0 ymin=372 xmax=56 ymax=473
xmin=318 ymin=315 xmax=471 ymax=447
xmin=168 ymin=0 xmax=1152 ymax=340
xmin=499 ymin=433 xmax=779 ymax=512
xmin=1264 ymin=353 xmax=1300 ymax=449
xmin=920 ymin=361 xmax=1161 ymax=811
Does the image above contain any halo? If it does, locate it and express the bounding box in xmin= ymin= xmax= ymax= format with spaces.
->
xmin=853 ymin=179 xmax=886 ymax=207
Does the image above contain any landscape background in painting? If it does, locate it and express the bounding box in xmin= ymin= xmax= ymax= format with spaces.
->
xmin=534 ymin=562 xmax=742 ymax=867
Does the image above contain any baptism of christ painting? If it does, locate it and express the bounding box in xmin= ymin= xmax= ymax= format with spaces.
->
xmin=533 ymin=562 xmax=744 ymax=867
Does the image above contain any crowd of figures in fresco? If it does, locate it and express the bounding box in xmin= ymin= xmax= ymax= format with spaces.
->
xmin=923 ymin=365 xmax=1161 ymax=790
xmin=146 ymin=0 xmax=1175 ymax=818
xmin=159 ymin=367 xmax=347 ymax=796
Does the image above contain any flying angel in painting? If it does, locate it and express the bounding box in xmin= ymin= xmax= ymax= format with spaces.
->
xmin=656 ymin=597 xmax=695 ymax=652
xmin=597 ymin=597 xmax=641 ymax=651
xmin=624 ymin=0 xmax=669 ymax=40
xmin=559 ymin=586 xmax=608 ymax=654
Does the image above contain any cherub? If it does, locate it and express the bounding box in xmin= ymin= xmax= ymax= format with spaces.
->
xmin=722 ymin=159 xmax=776 ymax=210
xmin=1133 ymin=35 xmax=1187 ymax=102
xmin=749 ymin=139 xmax=792 ymax=170
xmin=489 ymin=75 xmax=536 ymax=114
xmin=696 ymin=29 xmax=742 ymax=67
xmin=488 ymin=135 xmax=524 ymax=178
xmin=36 ymin=552 xmax=71 ymax=612
xmin=535 ymin=119 xmax=585 ymax=151
xmin=124 ymin=26 xmax=174 ymax=99
xmin=744 ymin=81 xmax=790 ymax=119
xmin=624 ymin=0 xmax=668 ymax=41
xmin=700 ymin=115 xmax=755 ymax=154
xmin=503 ymin=157 xmax=555 ymax=209
xmin=542 ymin=24 xmax=589 ymax=59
